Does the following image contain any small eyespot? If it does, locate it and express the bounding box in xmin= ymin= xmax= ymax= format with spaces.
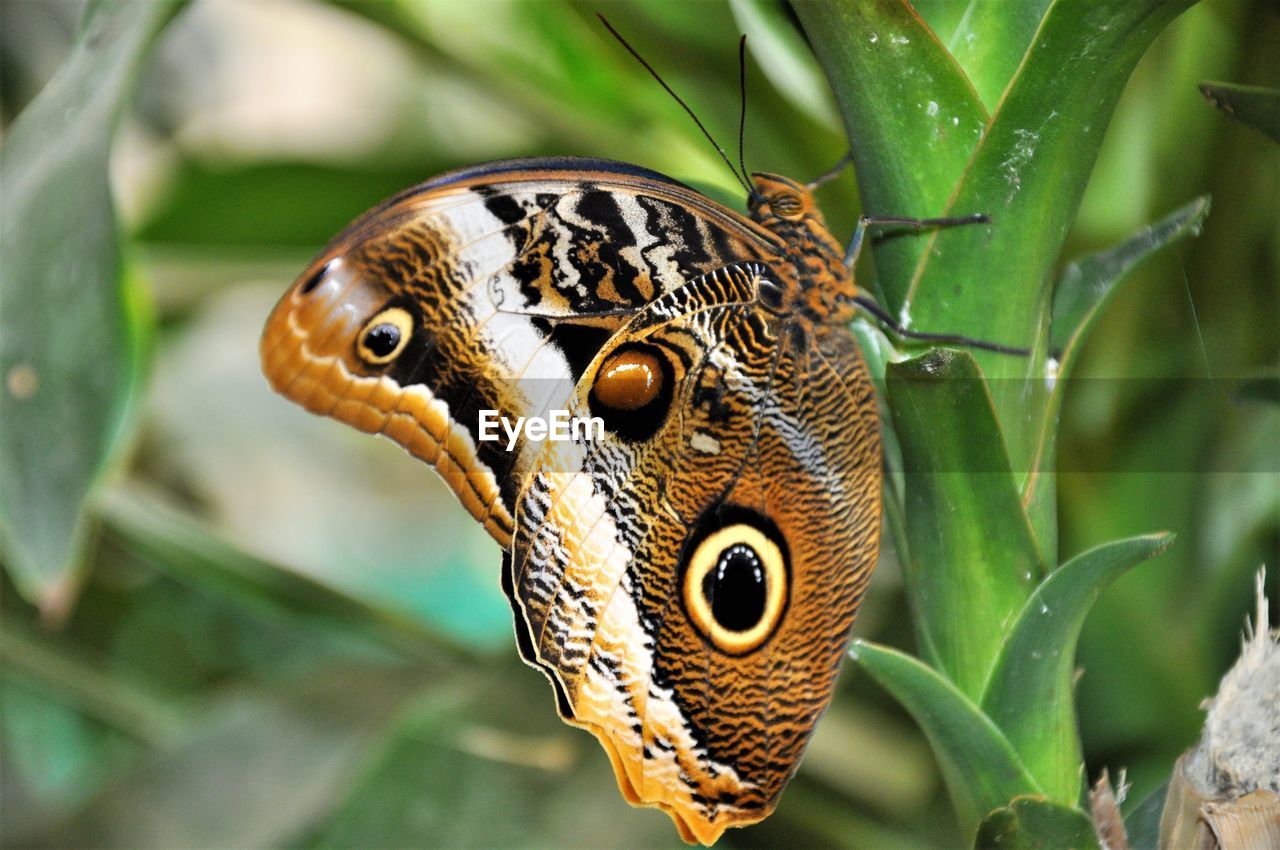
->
xmin=299 ymin=259 xmax=335 ymax=295
xmin=683 ymin=523 xmax=788 ymax=655
xmin=771 ymin=193 xmax=804 ymax=219
xmin=357 ymin=307 xmax=413 ymax=365
xmin=588 ymin=344 xmax=673 ymax=442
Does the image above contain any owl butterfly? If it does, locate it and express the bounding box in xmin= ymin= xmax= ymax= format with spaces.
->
xmin=262 ymin=155 xmax=881 ymax=841
xmin=260 ymin=28 xmax=1005 ymax=844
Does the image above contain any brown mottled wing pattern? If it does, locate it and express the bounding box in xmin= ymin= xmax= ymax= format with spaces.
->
xmin=262 ymin=157 xmax=883 ymax=846
xmin=508 ymin=266 xmax=881 ymax=844
xmin=261 ymin=158 xmax=780 ymax=544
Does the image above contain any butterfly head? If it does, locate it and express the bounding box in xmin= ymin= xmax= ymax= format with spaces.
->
xmin=746 ymin=173 xmax=855 ymax=320
xmin=746 ymin=173 xmax=825 ymax=229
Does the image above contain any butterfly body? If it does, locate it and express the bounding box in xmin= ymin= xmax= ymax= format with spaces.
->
xmin=262 ymin=157 xmax=880 ymax=844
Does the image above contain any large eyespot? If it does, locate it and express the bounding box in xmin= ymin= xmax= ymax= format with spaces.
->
xmin=683 ymin=522 xmax=788 ymax=655
xmin=594 ymin=348 xmax=661 ymax=410
xmin=588 ymin=343 xmax=673 ymax=442
xmin=357 ymin=307 xmax=413 ymax=365
xmin=770 ymin=192 xmax=804 ymax=219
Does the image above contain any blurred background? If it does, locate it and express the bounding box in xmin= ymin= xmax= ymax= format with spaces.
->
xmin=1 ymin=1 xmax=1276 ymax=847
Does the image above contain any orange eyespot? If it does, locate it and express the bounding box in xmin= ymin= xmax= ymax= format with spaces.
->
xmin=593 ymin=349 xmax=663 ymax=411
xmin=357 ymin=307 xmax=413 ymax=365
xmin=771 ymin=193 xmax=804 ymax=219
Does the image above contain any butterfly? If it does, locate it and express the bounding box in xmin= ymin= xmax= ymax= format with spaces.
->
xmin=258 ymin=19 xmax=1023 ymax=844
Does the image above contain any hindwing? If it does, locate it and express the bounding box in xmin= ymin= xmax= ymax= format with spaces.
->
xmin=507 ymin=266 xmax=881 ymax=844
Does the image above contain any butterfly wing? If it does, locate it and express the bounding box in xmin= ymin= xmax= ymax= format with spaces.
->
xmin=509 ymin=267 xmax=881 ymax=844
xmin=261 ymin=158 xmax=782 ymax=543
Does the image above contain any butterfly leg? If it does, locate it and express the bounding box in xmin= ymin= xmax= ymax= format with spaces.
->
xmin=843 ymin=212 xmax=991 ymax=269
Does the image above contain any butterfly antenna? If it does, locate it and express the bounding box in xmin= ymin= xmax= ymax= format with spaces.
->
xmin=598 ymin=14 xmax=754 ymax=198
xmin=806 ymin=152 xmax=853 ymax=191
xmin=736 ymin=35 xmax=757 ymax=201
xmin=853 ymin=295 xmax=1031 ymax=356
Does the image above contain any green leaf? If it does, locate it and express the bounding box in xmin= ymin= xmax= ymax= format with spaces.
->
xmin=849 ymin=319 xmax=905 ymax=503
xmin=53 ymin=669 xmax=422 ymax=849
xmin=0 ymin=0 xmax=184 ymax=607
xmin=0 ymin=677 xmax=138 ymax=814
xmin=303 ymin=679 xmax=681 ymax=849
xmin=850 ymin=640 xmax=1041 ymax=840
xmin=885 ymin=349 xmax=1044 ymax=697
xmin=792 ymin=0 xmax=989 ymax=302
xmin=1198 ymin=81 xmax=1280 ymax=143
xmin=974 ymin=797 xmax=1100 ymax=850
xmin=1048 ymin=198 xmax=1211 ymax=356
xmin=1236 ymin=374 xmax=1280 ymax=406
xmin=0 ymin=618 xmax=184 ymax=745
xmin=728 ymin=0 xmax=841 ymax=132
xmin=980 ymin=533 xmax=1174 ymax=803
xmin=935 ymin=0 xmax=1056 ymax=110
xmin=98 ymin=488 xmax=467 ymax=664
xmin=902 ymin=0 xmax=1201 ymax=447
xmin=1024 ymin=197 xmax=1211 ymax=556
xmin=134 ymin=161 xmax=445 ymax=248
xmin=905 ymin=1 xmax=968 ymax=48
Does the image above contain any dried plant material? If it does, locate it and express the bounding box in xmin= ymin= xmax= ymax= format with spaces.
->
xmin=1160 ymin=570 xmax=1280 ymax=850
xmin=1203 ymin=792 xmax=1280 ymax=849
xmin=1090 ymin=769 xmax=1131 ymax=850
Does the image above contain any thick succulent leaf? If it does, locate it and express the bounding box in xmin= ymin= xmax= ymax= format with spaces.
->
xmin=1024 ymin=197 xmax=1211 ymax=556
xmin=849 ymin=319 xmax=905 ymax=502
xmin=905 ymin=0 xmax=967 ymax=48
xmin=886 ymin=349 xmax=1044 ymax=697
xmin=0 ymin=0 xmax=184 ymax=606
xmin=1198 ymin=81 xmax=1280 ymax=143
xmin=980 ymin=534 xmax=1174 ymax=804
xmin=850 ymin=640 xmax=1042 ymax=840
xmin=792 ymin=0 xmax=988 ymax=305
xmin=974 ymin=797 xmax=1101 ymax=850
xmin=936 ymin=0 xmax=1056 ymax=110
xmin=901 ymin=0 xmax=1201 ymax=445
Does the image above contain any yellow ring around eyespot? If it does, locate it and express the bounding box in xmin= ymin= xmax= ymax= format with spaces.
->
xmin=357 ymin=307 xmax=413 ymax=365
xmin=683 ymin=523 xmax=787 ymax=655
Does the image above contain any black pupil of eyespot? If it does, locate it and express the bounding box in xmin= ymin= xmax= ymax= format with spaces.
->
xmin=364 ymin=323 xmax=401 ymax=357
xmin=702 ymin=543 xmax=766 ymax=632
xmin=300 ymin=264 xmax=328 ymax=294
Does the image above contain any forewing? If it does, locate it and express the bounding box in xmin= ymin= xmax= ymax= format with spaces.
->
xmin=260 ymin=158 xmax=778 ymax=544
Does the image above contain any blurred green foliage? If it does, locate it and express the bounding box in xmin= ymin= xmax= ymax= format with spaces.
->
xmin=1 ymin=1 xmax=1276 ymax=848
